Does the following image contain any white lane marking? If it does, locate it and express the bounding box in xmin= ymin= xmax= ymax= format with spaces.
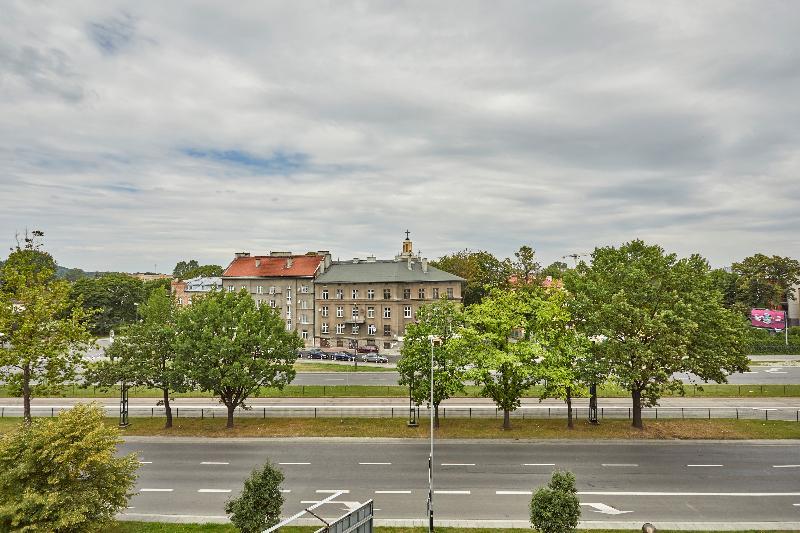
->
xmin=743 ymin=371 xmax=759 ymax=374
xmin=280 ymin=489 xmax=291 ymax=493
xmin=140 ymin=488 xmax=173 ymax=492
xmin=441 ymin=463 xmax=475 ymax=466
xmin=198 ymin=489 xmax=232 ymax=493
xmin=325 ymin=378 xmax=345 ymax=381
xmin=582 ymin=502 xmax=632 ymax=515
xmin=138 ymin=461 xmax=152 ymax=464
xmin=687 ymin=464 xmax=723 ymax=467
xmin=375 ymin=490 xmax=412 ymax=494
xmin=773 ymin=464 xmax=800 ymax=468
xmin=497 ymin=490 xmax=532 ymax=495
xmin=578 ymin=491 xmax=800 ymax=496
xmin=523 ymin=463 xmax=555 ymax=466
xmin=359 ymin=462 xmax=392 ymax=465
xmin=316 ymin=489 xmax=350 ymax=494
xmin=435 ymin=490 xmax=471 ymax=495
xmin=126 ymin=507 xmax=136 ymax=509
xmin=201 ymin=461 xmax=229 ymax=465
xmin=279 ymin=462 xmax=311 ymax=465
xmin=601 ymin=463 xmax=638 ymax=467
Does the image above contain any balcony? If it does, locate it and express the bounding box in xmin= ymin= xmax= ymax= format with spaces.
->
xmin=345 ymin=316 xmax=366 ymax=324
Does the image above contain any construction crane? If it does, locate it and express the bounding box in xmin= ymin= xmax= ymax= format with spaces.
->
xmin=562 ymin=253 xmax=589 ymax=267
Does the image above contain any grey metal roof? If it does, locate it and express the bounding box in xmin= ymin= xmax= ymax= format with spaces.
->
xmin=316 ymin=259 xmax=464 ymax=284
xmin=185 ymin=276 xmax=222 ymax=292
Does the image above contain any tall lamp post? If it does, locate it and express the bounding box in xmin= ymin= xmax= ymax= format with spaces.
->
xmin=427 ymin=334 xmax=440 ymax=533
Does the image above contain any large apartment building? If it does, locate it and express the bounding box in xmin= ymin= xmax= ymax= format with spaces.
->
xmin=313 ymin=236 xmax=464 ymax=351
xmin=221 ymin=251 xmax=332 ymax=345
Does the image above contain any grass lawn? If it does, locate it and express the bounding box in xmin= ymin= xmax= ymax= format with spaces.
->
xmin=2 ymin=416 xmax=796 ymax=439
xmin=2 ymin=383 xmax=799 ymax=399
xmin=108 ymin=524 xmax=799 ymax=533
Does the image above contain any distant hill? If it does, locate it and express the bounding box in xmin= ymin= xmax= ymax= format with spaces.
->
xmin=0 ymin=258 xmax=107 ymax=281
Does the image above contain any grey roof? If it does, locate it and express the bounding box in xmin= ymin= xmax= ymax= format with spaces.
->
xmin=316 ymin=259 xmax=464 ymax=284
xmin=185 ymin=276 xmax=222 ymax=292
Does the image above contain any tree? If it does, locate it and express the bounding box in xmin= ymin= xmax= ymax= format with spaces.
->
xmin=540 ymin=261 xmax=568 ymax=280
xmin=457 ymin=288 xmax=540 ymax=430
xmin=397 ymin=299 xmax=466 ymax=428
xmin=70 ymin=273 xmax=145 ymax=335
xmin=184 ymin=264 xmax=224 ymax=279
xmin=732 ymin=254 xmax=800 ymax=310
xmin=430 ymin=250 xmax=512 ymax=306
xmin=225 ymin=461 xmax=284 ymax=533
xmin=172 ymin=259 xmax=200 ymax=279
xmin=511 ymin=245 xmax=541 ymax=284
xmin=176 ymin=290 xmax=300 ymax=428
xmin=0 ymin=403 xmax=139 ymax=532
xmin=85 ymin=290 xmax=185 ymax=428
xmin=530 ymin=470 xmax=580 ymax=533
xmin=143 ymin=277 xmax=172 ymax=298
xmin=565 ymin=240 xmax=750 ymax=429
xmin=0 ymin=235 xmax=93 ymax=423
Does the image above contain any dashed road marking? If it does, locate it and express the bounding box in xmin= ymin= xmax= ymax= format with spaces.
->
xmin=375 ymin=490 xmax=412 ymax=494
xmin=201 ymin=461 xmax=229 ymax=465
xmin=601 ymin=463 xmax=638 ymax=467
xmin=279 ymin=462 xmax=311 ymax=465
xmin=360 ymin=462 xmax=392 ymax=465
xmin=435 ymin=490 xmax=471 ymax=495
xmin=773 ymin=465 xmax=800 ymax=468
xmin=138 ymin=461 xmax=152 ymax=464
xmin=316 ymin=489 xmax=350 ymax=494
xmin=497 ymin=490 xmax=532 ymax=495
xmin=523 ymin=463 xmax=555 ymax=466
xmin=140 ymin=488 xmax=173 ymax=492
xmin=441 ymin=463 xmax=475 ymax=466
xmin=687 ymin=464 xmax=723 ymax=467
xmin=198 ymin=489 xmax=231 ymax=493
xmin=280 ymin=489 xmax=291 ymax=493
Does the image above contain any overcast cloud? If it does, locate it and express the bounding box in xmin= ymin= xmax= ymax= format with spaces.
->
xmin=1 ymin=1 xmax=798 ymax=272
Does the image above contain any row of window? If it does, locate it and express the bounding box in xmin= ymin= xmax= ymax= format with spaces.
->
xmin=320 ymin=287 xmax=454 ymax=300
xmin=320 ymin=323 xmax=392 ymax=336
xmin=320 ymin=305 xmax=413 ymax=319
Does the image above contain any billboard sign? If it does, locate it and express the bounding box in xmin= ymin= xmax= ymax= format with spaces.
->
xmin=750 ymin=309 xmax=786 ymax=330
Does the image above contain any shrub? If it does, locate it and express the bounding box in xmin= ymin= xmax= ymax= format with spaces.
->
xmin=0 ymin=404 xmax=139 ymax=532
xmin=226 ymin=461 xmax=284 ymax=532
xmin=530 ymin=470 xmax=581 ymax=533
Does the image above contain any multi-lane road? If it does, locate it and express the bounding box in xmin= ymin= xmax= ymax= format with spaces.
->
xmin=120 ymin=438 xmax=800 ymax=528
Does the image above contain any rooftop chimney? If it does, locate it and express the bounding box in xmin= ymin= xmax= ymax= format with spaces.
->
xmin=255 ymin=258 xmax=261 ymax=268
xmin=421 ymin=257 xmax=428 ymax=273
xmin=270 ymin=251 xmax=292 ymax=257
xmin=234 ymin=252 xmax=250 ymax=258
xmin=285 ymin=258 xmax=293 ymax=269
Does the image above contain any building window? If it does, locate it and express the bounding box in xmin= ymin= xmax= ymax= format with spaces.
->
xmin=367 ymin=324 xmax=376 ymax=335
xmin=433 ymin=287 xmax=440 ymax=298
xmin=403 ymin=288 xmax=411 ymax=299
xmin=302 ymin=330 xmax=308 ymax=340
xmin=286 ymin=307 xmax=291 ymax=319
xmin=321 ymin=323 xmax=329 ymax=334
xmin=383 ymin=307 xmax=391 ymax=318
xmin=336 ymin=323 xmax=345 ymax=334
xmin=269 ymin=300 xmax=276 ymax=308
xmin=367 ymin=306 xmax=375 ymax=318
xmin=336 ymin=306 xmax=344 ymax=318
xmin=383 ymin=288 xmax=391 ymax=299
xmin=241 ymin=285 xmax=246 ymax=291
xmin=269 ymin=286 xmax=276 ymax=294
xmin=367 ymin=289 xmax=374 ymax=300
xmin=301 ymin=285 xmax=309 ymax=294
xmin=178 ymin=297 xmax=183 ymax=305
xmin=322 ymin=289 xmax=329 ymax=300
xmin=286 ymin=319 xmax=292 ymax=330
xmin=321 ymin=306 xmax=329 ymax=318
xmin=352 ymin=306 xmax=359 ymax=319
xmin=257 ymin=285 xmax=263 ymax=294
xmin=352 ymin=289 xmax=359 ymax=299
xmin=300 ymin=299 xmax=308 ymax=309
xmin=351 ymin=325 xmax=359 ymax=334
xmin=336 ymin=288 xmax=344 ymax=299
xmin=227 ymin=286 xmax=234 ymax=293
xmin=404 ymin=305 xmax=412 ymax=318
xmin=447 ymin=287 xmax=454 ymax=299
xmin=383 ymin=325 xmax=391 ymax=336
xmin=418 ymin=288 xmax=425 ymax=299
xmin=301 ymin=314 xmax=308 ymax=324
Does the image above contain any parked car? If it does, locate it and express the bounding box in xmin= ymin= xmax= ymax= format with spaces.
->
xmin=356 ymin=345 xmax=380 ymax=354
xmin=333 ymin=351 xmax=355 ymax=361
xmin=361 ymin=354 xmax=389 ymax=363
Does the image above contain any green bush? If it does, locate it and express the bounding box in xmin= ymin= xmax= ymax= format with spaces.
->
xmin=0 ymin=404 xmax=138 ymax=532
xmin=225 ymin=461 xmax=284 ymax=533
xmin=530 ymin=470 xmax=581 ymax=533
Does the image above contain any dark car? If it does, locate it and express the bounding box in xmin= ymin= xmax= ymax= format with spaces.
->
xmin=361 ymin=354 xmax=389 ymax=363
xmin=333 ymin=351 xmax=355 ymax=361
xmin=306 ymin=348 xmax=326 ymax=359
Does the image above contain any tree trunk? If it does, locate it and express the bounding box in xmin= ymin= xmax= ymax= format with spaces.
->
xmin=22 ymin=364 xmax=31 ymax=425
xmin=433 ymin=404 xmax=440 ymax=429
xmin=566 ymin=386 xmax=573 ymax=429
xmin=502 ymin=408 xmax=511 ymax=430
xmin=631 ymin=389 xmax=643 ymax=429
xmin=162 ymin=388 xmax=173 ymax=429
xmin=226 ymin=403 xmax=235 ymax=429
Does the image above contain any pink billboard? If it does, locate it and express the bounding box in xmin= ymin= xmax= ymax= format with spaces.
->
xmin=750 ymin=309 xmax=786 ymax=329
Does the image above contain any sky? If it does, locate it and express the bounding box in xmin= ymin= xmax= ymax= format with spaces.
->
xmin=1 ymin=1 xmax=799 ymax=273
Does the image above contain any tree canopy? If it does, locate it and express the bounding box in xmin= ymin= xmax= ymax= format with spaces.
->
xmin=173 ymin=259 xmax=223 ymax=280
xmin=731 ymin=253 xmax=800 ymax=310
xmin=70 ymin=273 xmax=146 ymax=335
xmin=430 ymin=249 xmax=511 ymax=305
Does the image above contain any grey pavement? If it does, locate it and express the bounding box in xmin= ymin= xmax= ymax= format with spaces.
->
xmin=117 ymin=438 xmax=800 ymax=528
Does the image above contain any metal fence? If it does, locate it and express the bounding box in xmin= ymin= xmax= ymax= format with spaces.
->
xmin=2 ymin=404 xmax=799 ymax=421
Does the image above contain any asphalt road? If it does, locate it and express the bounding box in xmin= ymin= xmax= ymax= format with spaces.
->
xmin=119 ymin=438 xmax=800 ymax=526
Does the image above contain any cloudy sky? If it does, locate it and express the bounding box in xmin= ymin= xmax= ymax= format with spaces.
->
xmin=2 ymin=1 xmax=798 ymax=272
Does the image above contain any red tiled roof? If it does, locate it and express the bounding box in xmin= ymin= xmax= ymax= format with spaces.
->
xmin=223 ymin=255 xmax=323 ymax=278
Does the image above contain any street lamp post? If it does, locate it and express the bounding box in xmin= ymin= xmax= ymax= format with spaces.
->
xmin=427 ymin=335 xmax=439 ymax=533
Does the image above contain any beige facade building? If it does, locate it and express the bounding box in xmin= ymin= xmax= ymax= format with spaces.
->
xmin=171 ymin=276 xmax=222 ymax=307
xmin=313 ymin=236 xmax=464 ymax=351
xmin=221 ymin=251 xmax=331 ymax=346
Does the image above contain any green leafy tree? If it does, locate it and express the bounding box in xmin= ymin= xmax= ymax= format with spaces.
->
xmin=457 ymin=288 xmax=540 ymax=430
xmin=397 ymin=299 xmax=466 ymax=428
xmin=732 ymin=254 xmax=800 ymax=310
xmin=70 ymin=273 xmax=145 ymax=335
xmin=530 ymin=470 xmax=580 ymax=533
xmin=540 ymin=261 xmax=568 ymax=280
xmin=0 ymin=403 xmax=139 ymax=532
xmin=85 ymin=290 xmax=185 ymax=428
xmin=183 ymin=264 xmax=224 ymax=279
xmin=511 ymin=245 xmax=541 ymax=284
xmin=225 ymin=461 xmax=284 ymax=533
xmin=176 ymin=290 xmax=300 ymax=428
xmin=430 ymin=249 xmax=512 ymax=305
xmin=0 ymin=236 xmax=93 ymax=423
xmin=143 ymin=277 xmax=172 ymax=298
xmin=172 ymin=259 xmax=200 ymax=279
xmin=565 ymin=240 xmax=750 ymax=429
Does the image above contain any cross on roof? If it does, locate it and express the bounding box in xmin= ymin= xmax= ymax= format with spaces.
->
xmin=405 ymin=229 xmax=411 ymax=240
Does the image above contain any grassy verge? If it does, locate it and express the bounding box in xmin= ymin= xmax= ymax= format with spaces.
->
xmin=2 ymin=416 xmax=797 ymax=439
xmin=2 ymin=383 xmax=799 ymax=399
xmin=294 ymin=362 xmax=397 ymax=372
xmin=108 ymin=524 xmax=799 ymax=533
